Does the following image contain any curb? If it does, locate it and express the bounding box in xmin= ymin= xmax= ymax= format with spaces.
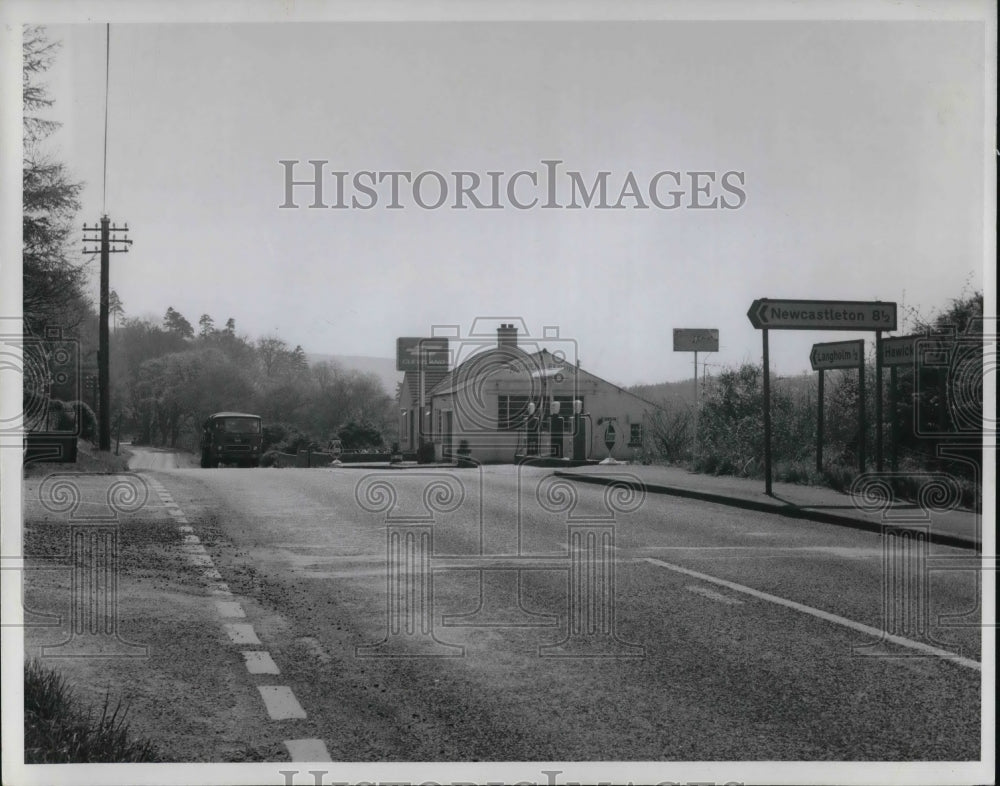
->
xmin=552 ymin=472 xmax=980 ymax=552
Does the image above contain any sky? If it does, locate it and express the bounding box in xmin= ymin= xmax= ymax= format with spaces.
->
xmin=15 ymin=9 xmax=994 ymax=386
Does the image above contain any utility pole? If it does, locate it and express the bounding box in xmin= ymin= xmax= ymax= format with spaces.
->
xmin=83 ymin=217 xmax=131 ymax=451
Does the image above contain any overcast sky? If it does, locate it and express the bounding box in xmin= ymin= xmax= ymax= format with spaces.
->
xmin=27 ymin=11 xmax=993 ymax=385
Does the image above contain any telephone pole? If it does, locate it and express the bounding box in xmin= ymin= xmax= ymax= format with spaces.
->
xmin=83 ymin=217 xmax=131 ymax=451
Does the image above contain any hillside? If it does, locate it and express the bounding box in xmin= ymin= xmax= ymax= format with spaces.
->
xmin=306 ymin=354 xmax=402 ymax=397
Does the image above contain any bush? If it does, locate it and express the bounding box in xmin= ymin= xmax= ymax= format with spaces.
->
xmin=24 ymin=659 xmax=159 ymax=763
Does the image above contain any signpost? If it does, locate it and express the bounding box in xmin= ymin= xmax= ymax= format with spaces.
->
xmin=396 ymin=337 xmax=449 ymax=446
xmin=810 ymin=339 xmax=865 ymax=474
xmin=879 ymin=334 xmax=921 ymax=471
xmin=673 ymin=328 xmax=719 ymax=459
xmin=747 ymin=299 xmax=896 ymax=495
xmin=747 ymin=299 xmax=896 ymax=332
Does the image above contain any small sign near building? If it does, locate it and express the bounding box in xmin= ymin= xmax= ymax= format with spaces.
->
xmin=396 ymin=337 xmax=449 ymax=372
xmin=673 ymin=328 xmax=719 ymax=352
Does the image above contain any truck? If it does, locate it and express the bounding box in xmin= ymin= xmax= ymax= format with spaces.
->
xmin=199 ymin=412 xmax=263 ymax=468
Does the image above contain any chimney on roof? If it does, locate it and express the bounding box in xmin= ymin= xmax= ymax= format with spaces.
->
xmin=497 ymin=323 xmax=518 ymax=349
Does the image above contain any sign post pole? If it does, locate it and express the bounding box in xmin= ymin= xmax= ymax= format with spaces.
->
xmin=672 ymin=329 xmax=719 ymax=463
xmin=762 ymin=328 xmax=772 ymax=496
xmin=890 ymin=365 xmax=898 ymax=472
xmin=875 ymin=330 xmax=883 ymax=471
xmin=858 ymin=346 xmax=866 ymax=475
xmin=816 ymin=369 xmax=824 ymax=474
xmin=693 ymin=350 xmax=698 ymax=460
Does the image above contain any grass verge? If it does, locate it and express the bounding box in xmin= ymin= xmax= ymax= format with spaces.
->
xmin=24 ymin=658 xmax=159 ymax=763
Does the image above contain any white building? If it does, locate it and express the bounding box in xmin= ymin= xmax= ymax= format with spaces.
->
xmin=398 ymin=324 xmax=661 ymax=464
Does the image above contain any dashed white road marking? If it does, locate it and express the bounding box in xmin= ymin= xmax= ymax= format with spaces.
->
xmin=149 ymin=477 xmax=311 ymax=752
xmin=224 ymin=623 xmax=261 ymax=645
xmin=242 ymin=650 xmax=280 ymax=674
xmin=685 ymin=584 xmax=744 ymax=605
xmin=284 ymin=738 xmax=331 ymax=761
xmin=215 ymin=600 xmax=246 ymax=618
xmin=258 ymin=686 xmax=307 ymax=720
xmin=641 ymin=557 xmax=980 ymax=671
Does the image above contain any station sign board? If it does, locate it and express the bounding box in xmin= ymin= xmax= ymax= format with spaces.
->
xmin=396 ymin=337 xmax=449 ymax=372
xmin=810 ymin=339 xmax=864 ymax=371
xmin=880 ymin=334 xmax=920 ymax=367
xmin=673 ymin=328 xmax=719 ymax=352
xmin=748 ymin=299 xmax=897 ymax=331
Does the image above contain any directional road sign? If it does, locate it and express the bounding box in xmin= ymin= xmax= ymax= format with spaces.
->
xmin=747 ymin=299 xmax=897 ymax=331
xmin=810 ymin=339 xmax=864 ymax=371
xmin=880 ymin=334 xmax=921 ymax=367
xmin=396 ymin=337 xmax=449 ymax=372
xmin=673 ymin=328 xmax=719 ymax=352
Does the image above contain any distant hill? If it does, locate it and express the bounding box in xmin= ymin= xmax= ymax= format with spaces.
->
xmin=629 ymin=378 xmax=697 ymax=408
xmin=306 ymin=354 xmax=402 ymax=397
xmin=631 ymin=371 xmax=817 ymax=409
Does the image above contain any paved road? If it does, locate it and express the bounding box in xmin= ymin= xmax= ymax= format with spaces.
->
xmin=122 ymin=459 xmax=981 ymax=761
xmin=126 ymin=445 xmax=196 ymax=470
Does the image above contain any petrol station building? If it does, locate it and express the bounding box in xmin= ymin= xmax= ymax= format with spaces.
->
xmin=397 ymin=324 xmax=660 ymax=464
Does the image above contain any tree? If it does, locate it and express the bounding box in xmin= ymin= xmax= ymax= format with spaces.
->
xmin=162 ymin=307 xmax=194 ymax=339
xmin=22 ymin=26 xmax=89 ymax=337
xmin=198 ymin=313 xmax=215 ymax=338
xmin=109 ymin=290 xmax=124 ymax=332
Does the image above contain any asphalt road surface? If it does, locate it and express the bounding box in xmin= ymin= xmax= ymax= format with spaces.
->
xmin=27 ymin=451 xmax=983 ymax=762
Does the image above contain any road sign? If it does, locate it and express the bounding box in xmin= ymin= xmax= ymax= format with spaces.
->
xmin=396 ymin=337 xmax=449 ymax=372
xmin=810 ymin=339 xmax=865 ymax=371
xmin=747 ymin=299 xmax=897 ymax=331
xmin=880 ymin=334 xmax=920 ymax=367
xmin=673 ymin=328 xmax=719 ymax=352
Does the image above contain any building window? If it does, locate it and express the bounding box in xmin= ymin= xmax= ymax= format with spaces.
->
xmin=629 ymin=423 xmax=643 ymax=447
xmin=498 ymin=395 xmax=532 ymax=430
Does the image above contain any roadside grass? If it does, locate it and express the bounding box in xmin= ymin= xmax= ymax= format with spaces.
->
xmin=24 ymin=658 xmax=159 ymax=763
xmin=23 ymin=440 xmax=132 ymax=478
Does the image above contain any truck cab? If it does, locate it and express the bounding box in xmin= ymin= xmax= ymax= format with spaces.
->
xmin=200 ymin=412 xmax=262 ymax=468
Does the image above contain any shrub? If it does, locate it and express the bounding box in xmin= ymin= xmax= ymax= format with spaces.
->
xmin=24 ymin=659 xmax=159 ymax=763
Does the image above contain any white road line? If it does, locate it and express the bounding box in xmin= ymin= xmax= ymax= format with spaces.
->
xmin=224 ymin=623 xmax=261 ymax=645
xmin=215 ymin=600 xmax=246 ymax=618
xmin=685 ymin=584 xmax=744 ymax=605
xmin=258 ymin=686 xmax=307 ymax=720
xmin=284 ymin=738 xmax=331 ymax=761
xmin=242 ymin=650 xmax=280 ymax=674
xmin=640 ymin=557 xmax=980 ymax=671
